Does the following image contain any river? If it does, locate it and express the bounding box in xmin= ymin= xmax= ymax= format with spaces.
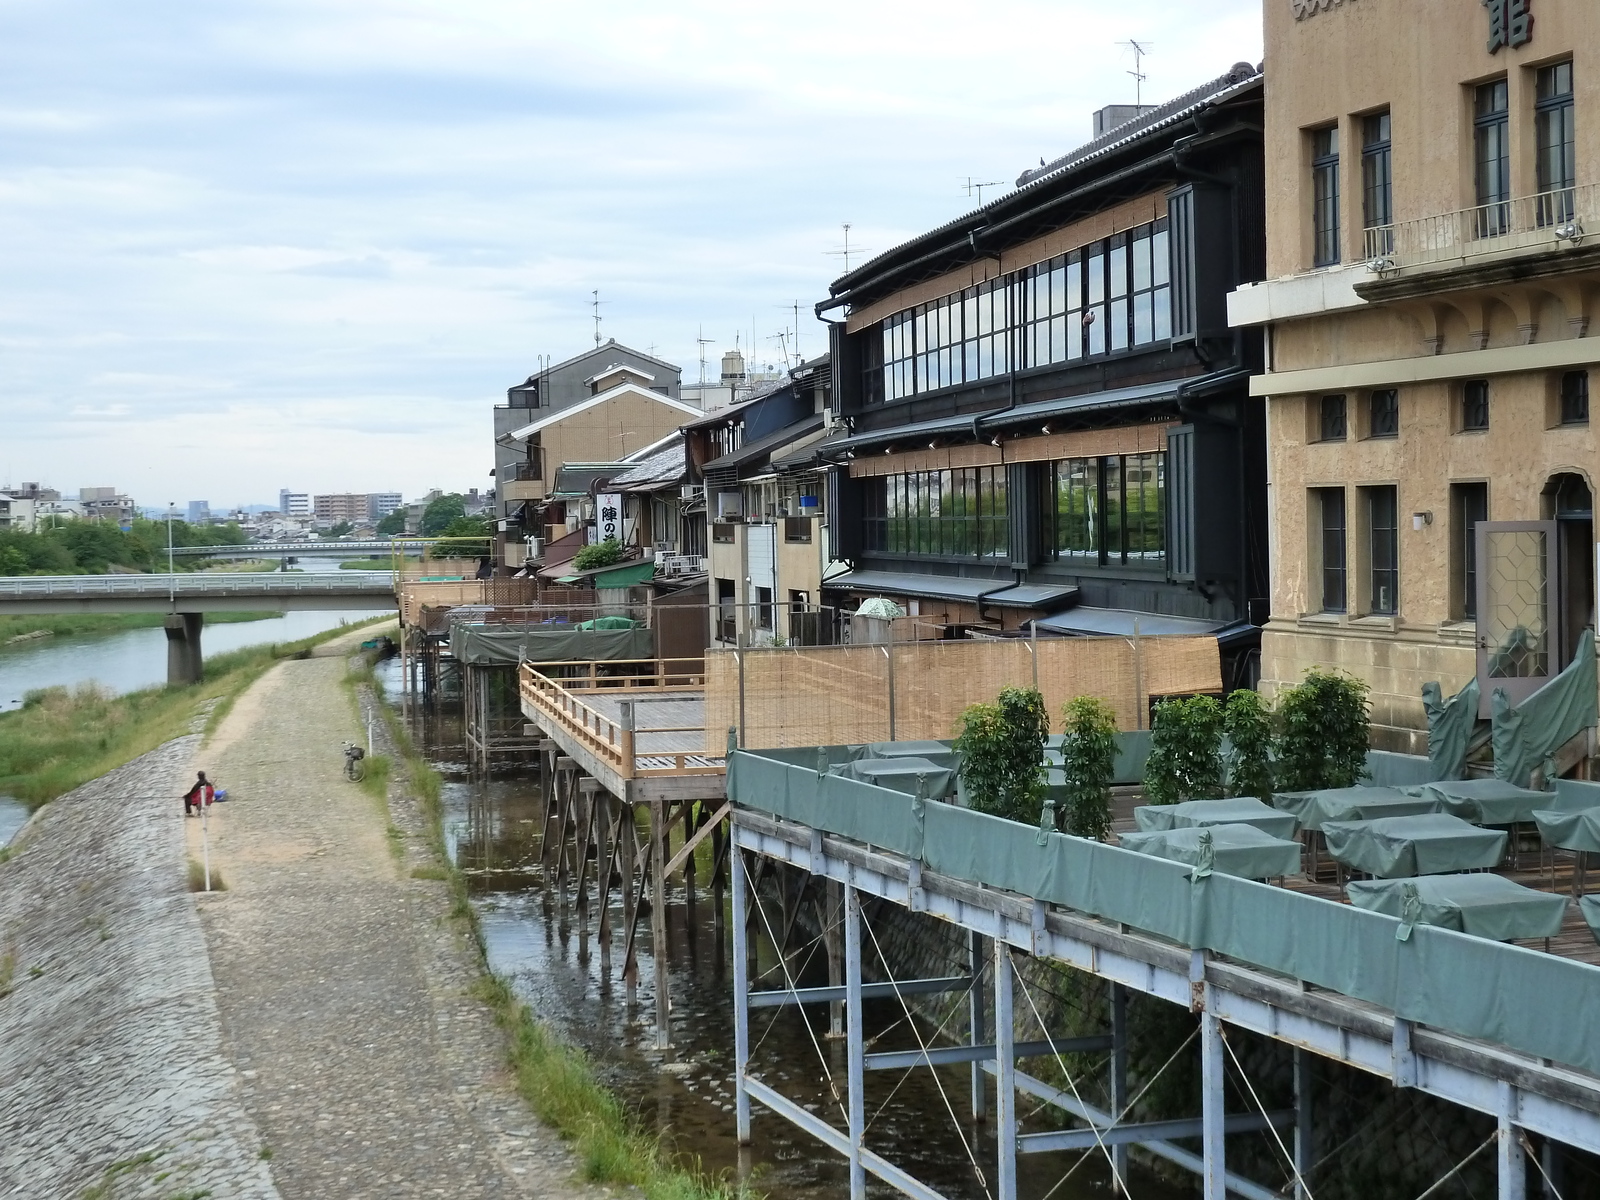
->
xmin=378 ymin=659 xmax=1186 ymax=1200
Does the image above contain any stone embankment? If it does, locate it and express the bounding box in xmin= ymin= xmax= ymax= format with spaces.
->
xmin=0 ymin=631 xmax=614 ymax=1199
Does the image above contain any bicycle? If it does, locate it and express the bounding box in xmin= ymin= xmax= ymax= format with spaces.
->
xmin=342 ymin=740 xmax=367 ymax=783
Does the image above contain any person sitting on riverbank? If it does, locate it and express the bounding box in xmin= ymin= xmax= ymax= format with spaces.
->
xmin=182 ymin=772 xmax=214 ymax=817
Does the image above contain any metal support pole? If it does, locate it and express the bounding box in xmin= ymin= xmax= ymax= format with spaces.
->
xmin=731 ymin=845 xmax=751 ymax=1144
xmin=994 ymin=938 xmax=1017 ymax=1200
xmin=884 ymin=635 xmax=897 ymax=742
xmin=844 ymin=882 xmax=866 ymax=1199
xmin=650 ymin=798 xmax=670 ymax=1049
xmin=826 ymin=880 xmax=844 ymax=1038
xmin=1294 ymin=1047 xmax=1313 ymax=1200
xmin=1499 ymin=1082 xmax=1527 ymax=1200
xmin=1111 ymin=982 xmax=1129 ymax=1191
xmin=1200 ymin=1011 xmax=1225 ymax=1200
xmin=969 ymin=930 xmax=987 ymax=1122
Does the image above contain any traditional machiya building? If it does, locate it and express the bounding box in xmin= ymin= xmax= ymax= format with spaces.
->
xmin=1230 ymin=0 xmax=1599 ymax=751
xmin=816 ymin=64 xmax=1270 ymax=686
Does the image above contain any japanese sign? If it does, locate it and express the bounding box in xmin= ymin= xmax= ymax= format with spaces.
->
xmin=596 ymin=493 xmax=622 ymax=543
xmin=1484 ymin=0 xmax=1533 ymax=53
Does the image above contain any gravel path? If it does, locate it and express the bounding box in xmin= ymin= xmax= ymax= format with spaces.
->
xmin=199 ymin=643 xmax=609 ymax=1199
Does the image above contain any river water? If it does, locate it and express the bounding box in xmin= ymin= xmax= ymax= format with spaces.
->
xmin=379 ymin=659 xmax=1185 ymax=1200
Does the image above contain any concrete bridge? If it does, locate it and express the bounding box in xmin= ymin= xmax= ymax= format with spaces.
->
xmin=167 ymin=540 xmax=432 ymax=559
xmin=0 ymin=573 xmax=396 ymax=684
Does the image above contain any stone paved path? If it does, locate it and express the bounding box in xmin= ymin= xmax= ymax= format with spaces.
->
xmin=0 ymin=735 xmax=280 ymax=1199
xmin=199 ymin=639 xmax=609 ymax=1199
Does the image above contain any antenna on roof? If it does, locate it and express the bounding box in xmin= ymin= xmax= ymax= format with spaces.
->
xmin=963 ymin=177 xmax=1005 ymax=208
xmin=825 ymin=223 xmax=871 ymax=274
xmin=696 ymin=326 xmax=713 ymax=387
xmin=591 ymin=289 xmax=609 ymax=347
xmin=1120 ymin=40 xmax=1152 ymax=107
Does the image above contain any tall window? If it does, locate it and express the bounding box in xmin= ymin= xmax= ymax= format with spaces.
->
xmin=1561 ymin=371 xmax=1590 ymax=424
xmin=1475 ymin=80 xmax=1511 ymax=236
xmin=1368 ymin=389 xmax=1399 ymax=438
xmin=1312 ymin=125 xmax=1341 ymax=266
xmin=1452 ymin=482 xmax=1488 ymax=619
xmin=1319 ymin=394 xmax=1347 ymax=441
xmin=1316 ymin=488 xmax=1347 ymax=613
xmin=1537 ymin=62 xmax=1576 ymax=226
xmin=863 ymin=466 xmax=1008 ymax=560
xmin=1361 ymin=111 xmax=1393 ymax=255
xmin=1368 ymin=486 xmax=1399 ymax=615
xmin=1461 ymin=379 xmax=1490 ymax=431
xmin=1043 ymin=453 xmax=1165 ymax=568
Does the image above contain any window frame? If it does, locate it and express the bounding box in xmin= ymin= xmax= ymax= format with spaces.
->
xmin=1560 ymin=370 xmax=1590 ymax=425
xmin=1368 ymin=389 xmax=1400 ymax=439
xmin=1536 ymin=61 xmax=1576 ymax=226
xmin=1451 ymin=481 xmax=1489 ymax=620
xmin=864 ymin=465 xmax=1009 ymax=562
xmin=1311 ymin=125 xmax=1342 ymax=267
xmin=1319 ymin=393 xmax=1348 ymax=442
xmin=1315 ymin=487 xmax=1347 ymax=614
xmin=1461 ymin=379 xmax=1490 ymax=432
xmin=1366 ymin=485 xmax=1400 ymax=616
xmin=1474 ymin=79 xmax=1511 ymax=237
xmin=1042 ymin=452 xmax=1167 ymax=570
xmin=1361 ymin=110 xmax=1394 ymax=255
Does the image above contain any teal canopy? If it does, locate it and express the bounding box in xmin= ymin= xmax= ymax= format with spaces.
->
xmin=868 ymin=741 xmax=961 ymax=772
xmin=1273 ymin=785 xmax=1440 ymax=831
xmin=1534 ymin=806 xmax=1600 ymax=854
xmin=577 ymin=616 xmax=643 ymax=630
xmin=1492 ymin=627 xmax=1598 ymax=787
xmin=1118 ymin=824 xmax=1302 ymax=880
xmin=830 ymin=757 xmax=957 ymax=799
xmin=1324 ymin=814 xmax=1507 ymax=878
xmin=1347 ymin=874 xmax=1568 ymax=941
xmin=448 ymin=624 xmax=655 ymax=666
xmin=1409 ymin=778 xmax=1552 ymax=825
xmin=1134 ymin=797 xmax=1299 ymax=840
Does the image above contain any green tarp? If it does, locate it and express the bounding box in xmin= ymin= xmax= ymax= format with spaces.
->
xmin=1408 ymin=778 xmax=1552 ymax=825
xmin=867 ymin=741 xmax=961 ymax=771
xmin=1534 ymin=807 xmax=1600 ymax=853
xmin=448 ymin=624 xmax=655 ymax=666
xmin=1367 ymin=750 xmax=1438 ymax=788
xmin=726 ymin=747 xmax=1600 ymax=1078
xmin=1045 ymin=730 xmax=1151 ymax=785
xmin=1580 ymin=895 xmax=1600 ymax=945
xmin=1272 ymin=785 xmax=1439 ymax=831
xmin=1323 ymin=814 xmax=1507 ymax=878
xmin=1347 ymin=874 xmax=1568 ymax=941
xmin=830 ymin=757 xmax=957 ymax=799
xmin=578 ymin=616 xmax=643 ymax=630
xmin=1119 ymin=824 xmax=1302 ymax=880
xmin=592 ymin=560 xmax=657 ymax=588
xmin=1492 ymin=627 xmax=1598 ymax=787
xmin=1134 ymin=797 xmax=1299 ymax=839
xmin=1423 ymin=676 xmax=1479 ymax=782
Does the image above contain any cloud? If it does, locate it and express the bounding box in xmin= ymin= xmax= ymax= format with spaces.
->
xmin=0 ymin=0 xmax=1263 ymax=504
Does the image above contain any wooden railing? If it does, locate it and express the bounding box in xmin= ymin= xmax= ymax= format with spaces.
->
xmin=518 ymin=659 xmax=721 ymax=781
xmin=532 ymin=657 xmax=708 ymax=689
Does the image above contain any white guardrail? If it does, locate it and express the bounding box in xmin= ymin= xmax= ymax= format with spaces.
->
xmin=0 ymin=573 xmax=398 ymax=599
xmin=167 ymin=540 xmax=431 ymax=557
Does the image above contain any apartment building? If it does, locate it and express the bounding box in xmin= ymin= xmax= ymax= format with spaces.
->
xmin=313 ymin=493 xmax=370 ymax=525
xmin=1230 ymin=0 xmax=1600 ymax=750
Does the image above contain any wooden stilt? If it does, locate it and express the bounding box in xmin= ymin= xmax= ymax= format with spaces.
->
xmin=651 ymin=797 xmax=671 ymax=1048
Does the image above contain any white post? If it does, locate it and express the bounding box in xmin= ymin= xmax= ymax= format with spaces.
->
xmin=1201 ymin=1011 xmax=1225 ymax=1200
xmin=845 ymin=882 xmax=865 ymax=1199
xmin=731 ymin=845 xmax=751 ymax=1144
xmin=995 ymin=938 xmax=1017 ymax=1200
xmin=201 ymin=792 xmax=212 ymax=893
xmin=1499 ymin=1082 xmax=1527 ymax=1200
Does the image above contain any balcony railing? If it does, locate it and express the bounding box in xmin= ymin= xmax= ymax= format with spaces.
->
xmin=1365 ymin=184 xmax=1592 ymax=272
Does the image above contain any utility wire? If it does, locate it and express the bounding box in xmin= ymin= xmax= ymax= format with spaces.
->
xmin=1220 ymin=1025 xmax=1316 ymax=1200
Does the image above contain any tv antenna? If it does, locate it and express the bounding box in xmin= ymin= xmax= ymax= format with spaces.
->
xmin=825 ymin=223 xmax=872 ymax=274
xmin=1119 ymin=40 xmax=1152 ymax=106
xmin=590 ymin=289 xmax=610 ymax=346
xmin=964 ymin=177 xmax=1005 ymax=207
xmin=696 ymin=327 xmax=713 ymax=386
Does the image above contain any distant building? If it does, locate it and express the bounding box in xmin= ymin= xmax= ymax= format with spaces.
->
xmin=367 ymin=492 xmax=403 ymax=520
xmin=2 ymin=482 xmax=60 ymax=503
xmin=0 ymin=495 xmax=36 ymax=532
xmin=186 ymin=501 xmax=211 ymax=525
xmin=313 ymin=493 xmax=370 ymax=526
xmin=78 ymin=487 xmax=136 ymax=526
xmin=278 ymin=490 xmax=311 ymax=518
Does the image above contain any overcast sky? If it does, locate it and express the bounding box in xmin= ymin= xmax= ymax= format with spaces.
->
xmin=0 ymin=0 xmax=1262 ymax=509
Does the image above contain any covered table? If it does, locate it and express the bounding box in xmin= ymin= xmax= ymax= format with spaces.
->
xmin=830 ymin=757 xmax=957 ymax=799
xmin=1323 ymin=814 xmax=1508 ymax=879
xmin=1580 ymin=895 xmax=1600 ymax=945
xmin=1533 ymin=806 xmax=1600 ymax=897
xmin=1118 ymin=824 xmax=1302 ymax=881
xmin=1407 ymin=779 xmax=1552 ymax=825
xmin=866 ymin=741 xmax=961 ymax=771
xmin=1134 ymin=797 xmax=1299 ymax=840
xmin=1271 ymin=786 xmax=1440 ymax=831
xmin=1346 ymin=875 xmax=1568 ymax=941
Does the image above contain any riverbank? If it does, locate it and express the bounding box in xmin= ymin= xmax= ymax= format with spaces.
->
xmin=0 ymin=609 xmax=279 ymax=642
xmin=0 ymin=616 xmax=387 ymax=807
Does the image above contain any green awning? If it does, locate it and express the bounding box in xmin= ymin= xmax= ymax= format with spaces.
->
xmin=592 ymin=560 xmax=656 ymax=588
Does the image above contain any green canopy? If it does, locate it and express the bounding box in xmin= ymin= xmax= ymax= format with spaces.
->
xmin=1135 ymin=797 xmax=1299 ymax=840
xmin=448 ymin=624 xmax=655 ymax=666
xmin=1534 ymin=806 xmax=1600 ymax=854
xmin=1323 ymin=814 xmax=1507 ymax=878
xmin=1272 ymin=785 xmax=1440 ymax=831
xmin=1118 ymin=824 xmax=1302 ymax=881
xmin=1347 ymin=874 xmax=1568 ymax=941
xmin=592 ymin=560 xmax=657 ymax=588
xmin=1408 ymin=778 xmax=1552 ymax=825
xmin=577 ymin=615 xmax=643 ymax=630
xmin=867 ymin=741 xmax=961 ymax=772
xmin=829 ymin=756 xmax=957 ymax=799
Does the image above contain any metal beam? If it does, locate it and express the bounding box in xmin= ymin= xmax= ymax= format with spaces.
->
xmin=845 ymin=883 xmax=866 ymax=1199
xmin=864 ymin=1035 xmax=1114 ymax=1072
xmin=1202 ymin=1011 xmax=1226 ymax=1200
xmin=731 ymin=848 xmax=751 ymax=1144
xmin=995 ymin=939 xmax=1017 ymax=1200
xmin=747 ymin=975 xmax=975 ymax=1008
xmin=1018 ymin=1110 xmax=1294 ymax=1153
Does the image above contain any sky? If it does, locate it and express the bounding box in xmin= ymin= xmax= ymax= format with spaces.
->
xmin=0 ymin=0 xmax=1262 ymax=509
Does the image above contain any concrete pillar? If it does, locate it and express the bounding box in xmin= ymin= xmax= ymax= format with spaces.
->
xmin=1499 ymin=1082 xmax=1527 ymax=1200
xmin=164 ymin=613 xmax=203 ymax=685
xmin=1200 ymin=1012 xmax=1226 ymax=1200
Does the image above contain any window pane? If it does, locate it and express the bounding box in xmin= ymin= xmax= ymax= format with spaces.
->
xmin=1133 ymin=292 xmax=1154 ymax=345
xmin=1109 ymin=238 xmax=1129 ymax=298
xmin=1085 ymin=307 xmax=1106 ymax=356
xmin=1369 ymin=487 xmax=1399 ymax=614
xmin=1110 ymin=298 xmax=1129 ymax=351
xmin=1152 ymin=287 xmax=1171 ymax=340
xmin=1321 ymin=489 xmax=1346 ymax=612
xmin=1132 ymin=232 xmax=1153 ymax=292
xmin=1321 ymin=394 xmax=1347 ymax=441
xmin=1462 ymin=380 xmax=1489 ymax=430
xmin=1369 ymin=389 xmax=1399 ymax=437
xmin=1152 ymin=228 xmax=1170 ymax=287
xmin=1103 ymin=456 xmax=1124 ymax=563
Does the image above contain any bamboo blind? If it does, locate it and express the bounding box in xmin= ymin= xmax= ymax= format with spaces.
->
xmin=705 ymin=635 xmax=1222 ymax=752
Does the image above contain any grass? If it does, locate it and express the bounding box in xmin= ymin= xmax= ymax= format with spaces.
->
xmin=0 ymin=948 xmax=13 ymax=998
xmin=339 ymin=558 xmax=394 ymax=571
xmin=0 ymin=617 xmax=389 ymax=810
xmin=186 ymin=856 xmax=227 ymax=892
xmin=0 ymin=611 xmax=279 ymax=643
xmin=362 ymin=668 xmax=746 ymax=1200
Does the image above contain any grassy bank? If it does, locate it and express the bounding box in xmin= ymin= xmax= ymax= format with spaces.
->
xmin=352 ymin=659 xmax=744 ymax=1200
xmin=0 ymin=611 xmax=281 ymax=643
xmin=339 ymin=558 xmax=393 ymax=571
xmin=0 ymin=617 xmax=388 ymax=808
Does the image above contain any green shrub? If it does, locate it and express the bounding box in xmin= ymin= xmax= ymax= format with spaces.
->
xmin=573 ymin=537 xmax=623 ymax=571
xmin=1223 ymin=689 xmax=1275 ymax=800
xmin=954 ymin=686 xmax=1049 ymax=823
xmin=1059 ymin=696 xmax=1118 ymax=840
xmin=1276 ymin=668 xmax=1371 ymax=792
xmin=1143 ymin=695 xmax=1224 ymax=805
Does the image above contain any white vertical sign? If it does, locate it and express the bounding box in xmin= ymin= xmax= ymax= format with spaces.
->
xmin=596 ymin=493 xmax=623 ymax=542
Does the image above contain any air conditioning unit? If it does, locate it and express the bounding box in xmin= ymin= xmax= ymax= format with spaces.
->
xmin=680 ymin=484 xmax=702 ymax=501
xmin=527 ymin=537 xmax=544 ymax=559
xmin=716 ymin=492 xmax=744 ymax=519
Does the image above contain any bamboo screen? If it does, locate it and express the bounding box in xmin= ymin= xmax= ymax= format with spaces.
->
xmin=705 ymin=635 xmax=1223 ymax=753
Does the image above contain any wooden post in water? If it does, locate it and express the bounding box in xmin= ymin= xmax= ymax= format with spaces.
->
xmin=650 ymin=797 xmax=671 ymax=1048
xmin=621 ymin=801 xmax=638 ymax=1005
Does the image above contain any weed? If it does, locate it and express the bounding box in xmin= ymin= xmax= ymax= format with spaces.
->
xmin=358 ymin=754 xmax=392 ymax=802
xmin=0 ymin=950 xmax=13 ymax=998
xmin=410 ymin=864 xmax=449 ymax=881
xmin=79 ymin=1149 xmax=163 ymax=1198
xmin=28 ymin=964 xmax=42 ymax=978
xmin=385 ymin=824 xmax=406 ymax=861
xmin=186 ymin=858 xmax=227 ymax=893
xmin=0 ymin=847 xmax=9 ymax=866
xmin=257 ymin=1146 xmax=273 ymax=1161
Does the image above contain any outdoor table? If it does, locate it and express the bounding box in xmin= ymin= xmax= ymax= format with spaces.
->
xmin=1407 ymin=779 xmax=1553 ymax=825
xmin=1133 ymin=797 xmax=1299 ymax=840
xmin=830 ymin=757 xmax=957 ymax=799
xmin=1532 ymin=806 xmax=1600 ymax=897
xmin=1346 ymin=874 xmax=1568 ymax=942
xmin=866 ymin=741 xmax=960 ymax=771
xmin=1118 ymin=823 xmax=1302 ymax=881
xmin=1271 ymin=786 xmax=1440 ymax=831
xmin=1322 ymin=814 xmax=1508 ymax=879
xmin=1579 ymin=895 xmax=1600 ymax=946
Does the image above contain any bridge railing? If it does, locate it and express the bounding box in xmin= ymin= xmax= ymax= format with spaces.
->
xmin=0 ymin=573 xmax=396 ymax=598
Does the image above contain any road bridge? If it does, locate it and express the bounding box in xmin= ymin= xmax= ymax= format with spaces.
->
xmin=167 ymin=540 xmax=431 ymax=558
xmin=0 ymin=573 xmax=396 ymax=684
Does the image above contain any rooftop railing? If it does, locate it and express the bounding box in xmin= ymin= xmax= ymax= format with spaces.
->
xmin=1365 ymin=183 xmax=1593 ymax=273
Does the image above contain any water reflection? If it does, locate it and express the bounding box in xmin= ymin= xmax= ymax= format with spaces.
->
xmin=0 ymin=796 xmax=28 ymax=846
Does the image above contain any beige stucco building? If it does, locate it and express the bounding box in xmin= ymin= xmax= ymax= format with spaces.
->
xmin=1231 ymin=0 xmax=1600 ymax=751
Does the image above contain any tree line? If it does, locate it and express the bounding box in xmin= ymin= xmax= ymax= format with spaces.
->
xmin=0 ymin=518 xmax=247 ymax=576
